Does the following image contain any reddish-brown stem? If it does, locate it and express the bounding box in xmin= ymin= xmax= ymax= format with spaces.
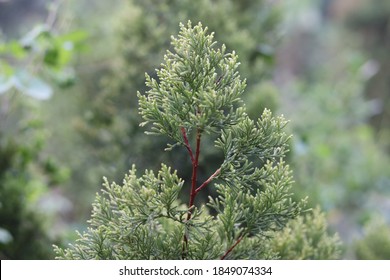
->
xmin=195 ymin=168 xmax=221 ymax=194
xmin=187 ymin=128 xmax=202 ymax=220
xmin=180 ymin=127 xmax=224 ymax=259
xmin=182 ymin=128 xmax=202 ymax=258
xmin=181 ymin=127 xmax=195 ymax=163
xmin=220 ymin=234 xmax=245 ymax=260
xmin=182 ymin=233 xmax=188 ymax=259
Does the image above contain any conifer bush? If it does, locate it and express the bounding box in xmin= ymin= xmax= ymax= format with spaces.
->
xmin=75 ymin=0 xmax=281 ymax=199
xmin=54 ymin=22 xmax=340 ymax=260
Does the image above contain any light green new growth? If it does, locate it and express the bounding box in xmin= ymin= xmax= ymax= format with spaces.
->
xmin=54 ymin=22 xmax=340 ymax=260
xmin=269 ymin=207 xmax=341 ymax=259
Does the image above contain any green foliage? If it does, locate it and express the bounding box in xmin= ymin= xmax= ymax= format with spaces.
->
xmin=0 ymin=112 xmax=62 ymax=259
xmin=281 ymin=39 xmax=390 ymax=211
xmin=269 ymin=207 xmax=341 ymax=260
xmin=75 ymin=0 xmax=282 ymax=194
xmin=244 ymin=81 xmax=279 ymax=120
xmin=275 ymin=2 xmax=390 ymax=258
xmin=65 ymin=0 xmax=284 ymax=224
xmin=138 ymin=23 xmax=246 ymax=138
xmin=0 ymin=7 xmax=81 ymax=258
xmin=354 ymin=218 xmax=390 ymax=260
xmin=0 ymin=24 xmax=86 ymax=99
xmin=54 ymin=22 xmax=339 ymax=260
xmin=346 ymin=1 xmax=390 ymax=153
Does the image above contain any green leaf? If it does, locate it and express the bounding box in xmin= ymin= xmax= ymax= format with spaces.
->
xmin=43 ymin=47 xmax=60 ymax=67
xmin=58 ymin=30 xmax=88 ymax=48
xmin=0 ymin=228 xmax=13 ymax=244
xmin=0 ymin=62 xmax=15 ymax=76
xmin=19 ymin=24 xmax=50 ymax=49
xmin=1 ymin=41 xmax=28 ymax=58
xmin=0 ymin=75 xmax=13 ymax=94
xmin=51 ymin=67 xmax=76 ymax=88
xmin=12 ymin=70 xmax=53 ymax=100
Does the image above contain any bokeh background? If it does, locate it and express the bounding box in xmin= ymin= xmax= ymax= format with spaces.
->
xmin=1 ymin=0 xmax=389 ymax=259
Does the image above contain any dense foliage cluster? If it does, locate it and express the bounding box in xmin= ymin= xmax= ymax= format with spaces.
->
xmin=75 ymin=0 xmax=281 ymax=193
xmin=54 ymin=22 xmax=340 ymax=260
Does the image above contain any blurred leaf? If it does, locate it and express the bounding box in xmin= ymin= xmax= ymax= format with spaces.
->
xmin=355 ymin=218 xmax=390 ymax=260
xmin=52 ymin=67 xmax=76 ymax=88
xmin=58 ymin=30 xmax=88 ymax=48
xmin=0 ymin=43 xmax=6 ymax=53
xmin=57 ymin=30 xmax=88 ymax=65
xmin=25 ymin=179 xmax=47 ymax=203
xmin=43 ymin=47 xmax=60 ymax=67
xmin=19 ymin=24 xmax=50 ymax=50
xmin=0 ymin=228 xmax=13 ymax=244
xmin=0 ymin=75 xmax=13 ymax=94
xmin=44 ymin=158 xmax=71 ymax=184
xmin=9 ymin=41 xmax=28 ymax=58
xmin=56 ymin=45 xmax=73 ymax=68
xmin=12 ymin=70 xmax=53 ymax=100
xmin=257 ymin=43 xmax=274 ymax=57
xmin=42 ymin=30 xmax=87 ymax=69
xmin=0 ymin=62 xmax=15 ymax=76
xmin=315 ymin=143 xmax=331 ymax=158
xmin=0 ymin=40 xmax=27 ymax=58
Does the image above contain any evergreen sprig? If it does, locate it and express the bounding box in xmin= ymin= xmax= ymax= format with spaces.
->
xmin=54 ymin=21 xmax=340 ymax=260
xmin=138 ymin=22 xmax=246 ymax=140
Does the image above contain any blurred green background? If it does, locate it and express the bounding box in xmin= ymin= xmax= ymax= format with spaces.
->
xmin=0 ymin=0 xmax=389 ymax=259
